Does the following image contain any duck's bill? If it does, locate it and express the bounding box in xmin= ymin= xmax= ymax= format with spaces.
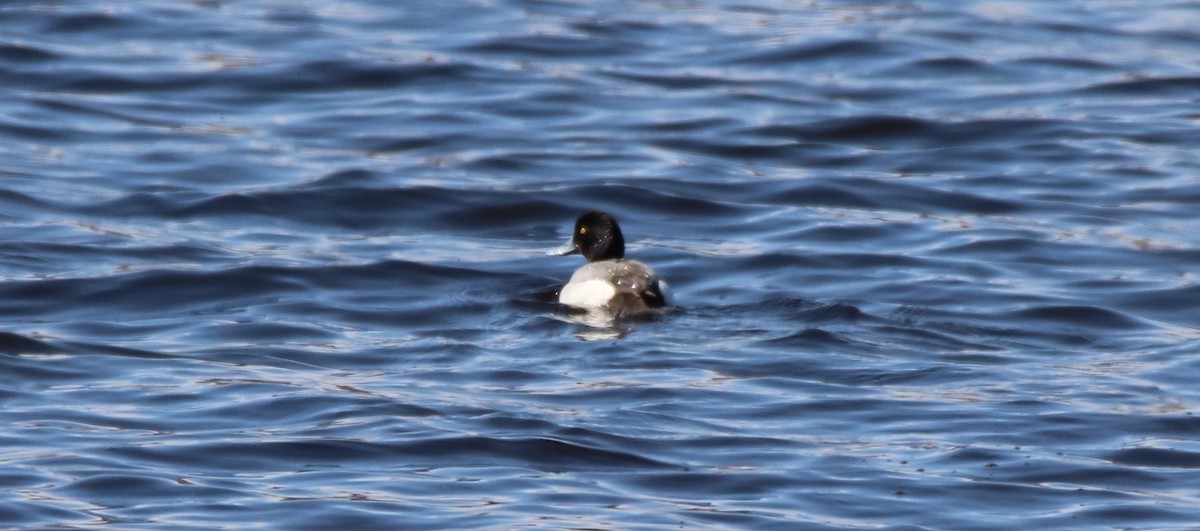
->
xmin=548 ymin=240 xmax=579 ymax=256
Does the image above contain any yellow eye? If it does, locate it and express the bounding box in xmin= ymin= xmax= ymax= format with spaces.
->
xmin=579 ymin=227 xmax=588 ymax=235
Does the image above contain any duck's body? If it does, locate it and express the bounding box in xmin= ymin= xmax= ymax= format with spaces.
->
xmin=559 ymin=258 xmax=665 ymax=311
xmin=552 ymin=211 xmax=668 ymax=315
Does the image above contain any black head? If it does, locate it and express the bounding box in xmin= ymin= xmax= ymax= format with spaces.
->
xmin=566 ymin=210 xmax=625 ymax=262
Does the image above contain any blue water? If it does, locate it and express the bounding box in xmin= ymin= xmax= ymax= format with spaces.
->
xmin=3 ymin=1 xmax=1199 ymax=528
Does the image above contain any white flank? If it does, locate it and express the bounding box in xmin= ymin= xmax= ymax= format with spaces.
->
xmin=558 ymin=279 xmax=616 ymax=308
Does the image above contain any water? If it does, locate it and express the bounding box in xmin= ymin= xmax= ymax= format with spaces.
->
xmin=2 ymin=0 xmax=1199 ymax=528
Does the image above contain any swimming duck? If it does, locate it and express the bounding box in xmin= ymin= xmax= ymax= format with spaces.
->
xmin=551 ymin=211 xmax=667 ymax=314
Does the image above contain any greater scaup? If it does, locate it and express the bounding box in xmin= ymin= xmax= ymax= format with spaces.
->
xmin=550 ymin=211 xmax=668 ymax=314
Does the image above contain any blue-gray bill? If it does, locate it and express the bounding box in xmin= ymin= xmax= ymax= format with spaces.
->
xmin=548 ymin=241 xmax=578 ymax=256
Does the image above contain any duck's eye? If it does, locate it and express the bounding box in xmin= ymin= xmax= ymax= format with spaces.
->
xmin=579 ymin=227 xmax=588 ymax=235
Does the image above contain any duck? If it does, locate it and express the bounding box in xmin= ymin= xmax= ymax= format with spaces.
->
xmin=550 ymin=210 xmax=668 ymax=314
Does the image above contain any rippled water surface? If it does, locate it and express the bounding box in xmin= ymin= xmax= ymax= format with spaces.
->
xmin=3 ymin=1 xmax=1200 ymax=528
